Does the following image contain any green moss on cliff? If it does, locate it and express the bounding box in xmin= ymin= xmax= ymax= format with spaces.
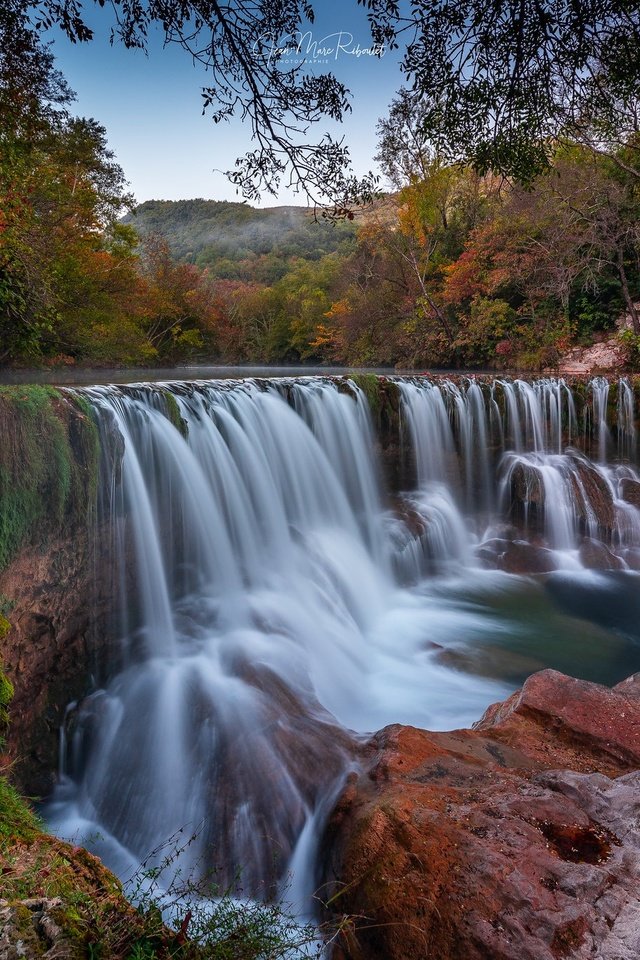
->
xmin=162 ymin=390 xmax=188 ymax=438
xmin=0 ymin=776 xmax=40 ymax=842
xmin=0 ymin=670 xmax=13 ymax=739
xmin=0 ymin=386 xmax=100 ymax=571
xmin=349 ymin=373 xmax=382 ymax=417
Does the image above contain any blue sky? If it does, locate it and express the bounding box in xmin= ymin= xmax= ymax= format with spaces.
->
xmin=47 ymin=3 xmax=405 ymax=206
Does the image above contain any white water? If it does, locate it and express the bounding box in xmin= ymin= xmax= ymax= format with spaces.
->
xmin=46 ymin=374 xmax=640 ymax=918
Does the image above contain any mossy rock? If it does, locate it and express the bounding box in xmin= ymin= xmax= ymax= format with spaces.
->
xmin=162 ymin=390 xmax=189 ymax=438
xmin=0 ymin=387 xmax=101 ymax=572
xmin=349 ymin=373 xmax=383 ymax=417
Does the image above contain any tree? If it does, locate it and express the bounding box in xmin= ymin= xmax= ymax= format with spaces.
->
xmin=370 ymin=0 xmax=640 ymax=182
xmin=27 ymin=0 xmax=640 ymax=201
xmin=139 ymin=234 xmax=219 ymax=359
xmin=442 ymin=146 xmax=640 ymax=366
xmin=548 ymin=149 xmax=640 ymax=333
xmin=0 ymin=2 xmax=142 ymax=364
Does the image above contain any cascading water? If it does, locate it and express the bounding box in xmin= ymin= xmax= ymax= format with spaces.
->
xmin=46 ymin=373 xmax=640 ymax=927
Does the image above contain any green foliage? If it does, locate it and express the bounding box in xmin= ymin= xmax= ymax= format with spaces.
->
xmin=0 ymin=386 xmax=100 ymax=570
xmin=350 ymin=374 xmax=382 ymax=417
xmin=162 ymin=392 xmax=188 ymax=438
xmin=0 ymin=660 xmax=13 ymax=746
xmin=0 ymin=776 xmax=40 ymax=842
xmin=454 ymin=297 xmax=518 ymax=365
xmin=127 ymin=200 xmax=357 ymax=283
xmin=106 ymin=842 xmax=328 ymax=960
xmin=620 ymin=330 xmax=640 ymax=370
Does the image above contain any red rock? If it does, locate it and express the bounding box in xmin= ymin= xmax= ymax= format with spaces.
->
xmin=495 ymin=539 xmax=558 ymax=574
xmin=0 ymin=532 xmax=118 ymax=796
xmin=322 ymin=670 xmax=640 ymax=960
xmin=620 ymin=477 xmax=640 ymax=508
xmin=579 ymin=537 xmax=624 ymax=570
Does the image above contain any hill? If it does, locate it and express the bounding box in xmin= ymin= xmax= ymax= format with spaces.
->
xmin=125 ymin=199 xmax=361 ymax=283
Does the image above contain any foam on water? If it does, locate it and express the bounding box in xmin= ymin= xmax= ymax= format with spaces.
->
xmin=45 ymin=375 xmax=640 ymax=917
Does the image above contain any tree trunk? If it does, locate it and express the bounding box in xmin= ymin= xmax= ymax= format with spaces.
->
xmin=617 ymin=248 xmax=639 ymax=335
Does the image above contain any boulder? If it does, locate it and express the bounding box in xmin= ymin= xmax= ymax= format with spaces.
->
xmin=579 ymin=537 xmax=624 ymax=570
xmin=496 ymin=539 xmax=557 ymax=574
xmin=569 ymin=458 xmax=615 ymax=536
xmin=509 ymin=461 xmax=544 ymax=508
xmin=0 ymin=531 xmax=118 ymax=797
xmin=620 ymin=477 xmax=640 ymax=509
xmin=322 ymin=670 xmax=640 ymax=960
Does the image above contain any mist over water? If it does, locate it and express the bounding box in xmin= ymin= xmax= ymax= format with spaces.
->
xmin=45 ymin=375 xmax=640 ymax=913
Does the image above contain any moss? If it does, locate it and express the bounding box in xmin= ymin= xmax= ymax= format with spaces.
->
xmin=349 ymin=373 xmax=382 ymax=417
xmin=0 ymin=776 xmax=40 ymax=842
xmin=0 ymin=672 xmax=13 ymax=729
xmin=0 ymin=386 xmax=101 ymax=571
xmin=66 ymin=393 xmax=101 ymax=512
xmin=0 ymin=646 xmax=13 ymax=744
xmin=162 ymin=390 xmax=188 ymax=438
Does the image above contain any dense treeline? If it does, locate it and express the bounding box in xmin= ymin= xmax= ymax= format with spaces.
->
xmin=1 ymin=2 xmax=639 ymax=370
xmin=125 ymin=148 xmax=640 ymax=370
xmin=0 ymin=2 xmax=223 ymax=366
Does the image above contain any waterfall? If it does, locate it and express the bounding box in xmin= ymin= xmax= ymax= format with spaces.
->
xmin=45 ymin=373 xmax=640 ymax=920
xmin=589 ymin=376 xmax=612 ymax=462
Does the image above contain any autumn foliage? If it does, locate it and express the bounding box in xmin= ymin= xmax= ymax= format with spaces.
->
xmin=2 ymin=3 xmax=639 ymax=371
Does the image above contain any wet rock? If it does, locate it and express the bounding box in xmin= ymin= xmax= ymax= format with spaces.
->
xmin=569 ymin=458 xmax=616 ymax=536
xmin=620 ymin=477 xmax=640 ymax=508
xmin=322 ymin=670 xmax=640 ymax=960
xmin=579 ymin=538 xmax=624 ymax=570
xmin=0 ymin=530 xmax=119 ymax=797
xmin=509 ymin=461 xmax=545 ymax=505
xmin=489 ymin=539 xmax=557 ymax=574
xmin=619 ymin=547 xmax=640 ymax=570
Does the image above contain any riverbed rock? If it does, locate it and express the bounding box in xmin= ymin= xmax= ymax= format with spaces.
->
xmin=322 ymin=670 xmax=640 ymax=960
xmin=508 ymin=461 xmax=545 ymax=511
xmin=569 ymin=457 xmax=616 ymax=536
xmin=620 ymin=476 xmax=640 ymax=508
xmin=579 ymin=537 xmax=624 ymax=570
xmin=495 ymin=539 xmax=558 ymax=574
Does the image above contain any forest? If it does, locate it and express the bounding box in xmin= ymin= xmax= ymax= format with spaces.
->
xmin=2 ymin=3 xmax=640 ymax=370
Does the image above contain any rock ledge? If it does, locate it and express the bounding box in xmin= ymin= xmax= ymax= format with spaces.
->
xmin=322 ymin=669 xmax=640 ymax=960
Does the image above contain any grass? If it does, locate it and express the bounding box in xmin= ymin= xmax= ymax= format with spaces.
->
xmin=0 ymin=764 xmax=339 ymax=959
xmin=0 ymin=776 xmax=40 ymax=843
xmin=0 ymin=812 xmax=334 ymax=959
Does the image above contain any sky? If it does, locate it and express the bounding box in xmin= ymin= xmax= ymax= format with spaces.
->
xmin=46 ymin=2 xmax=406 ymax=207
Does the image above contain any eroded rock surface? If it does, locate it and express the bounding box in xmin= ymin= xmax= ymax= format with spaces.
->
xmin=0 ymin=534 xmax=117 ymax=797
xmin=322 ymin=670 xmax=640 ymax=960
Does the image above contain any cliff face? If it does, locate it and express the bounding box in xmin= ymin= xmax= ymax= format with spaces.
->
xmin=0 ymin=387 xmax=117 ymax=796
xmin=0 ymin=535 xmax=118 ymax=796
xmin=321 ymin=670 xmax=640 ymax=960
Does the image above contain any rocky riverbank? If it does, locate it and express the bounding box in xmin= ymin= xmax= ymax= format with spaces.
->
xmin=322 ymin=670 xmax=640 ymax=960
xmin=3 ymin=666 xmax=640 ymax=958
